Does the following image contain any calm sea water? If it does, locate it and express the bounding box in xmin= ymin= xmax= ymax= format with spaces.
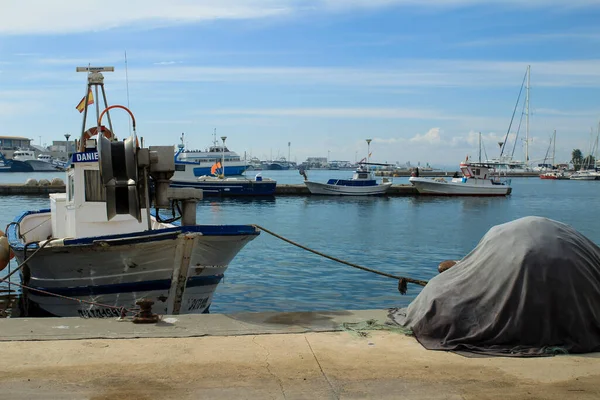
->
xmin=1 ymin=169 xmax=599 ymax=314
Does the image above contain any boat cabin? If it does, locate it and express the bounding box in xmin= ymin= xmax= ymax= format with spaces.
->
xmin=326 ymin=167 xmax=378 ymax=187
xmin=459 ymin=162 xmax=492 ymax=180
xmin=47 ymin=138 xmax=152 ymax=240
xmin=12 ymin=150 xmax=36 ymax=161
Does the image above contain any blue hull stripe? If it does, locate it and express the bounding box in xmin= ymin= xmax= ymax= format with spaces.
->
xmin=27 ymin=275 xmax=224 ymax=297
xmin=7 ymin=209 xmax=259 ymax=251
xmin=170 ymin=180 xmax=276 ymax=196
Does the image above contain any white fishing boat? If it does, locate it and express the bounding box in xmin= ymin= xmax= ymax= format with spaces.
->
xmin=171 ymin=134 xmax=277 ymax=196
xmin=37 ymin=154 xmax=69 ymax=170
xmin=174 ymin=130 xmax=249 ymax=177
xmin=303 ymin=139 xmax=393 ymax=196
xmin=13 ymin=150 xmax=62 ymax=171
xmin=5 ymin=66 xmax=259 ymax=318
xmin=410 ymin=159 xmax=512 ymax=196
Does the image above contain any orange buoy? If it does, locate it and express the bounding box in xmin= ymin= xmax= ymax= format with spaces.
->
xmin=438 ymin=260 xmax=458 ymax=273
xmin=0 ymin=236 xmax=10 ymax=271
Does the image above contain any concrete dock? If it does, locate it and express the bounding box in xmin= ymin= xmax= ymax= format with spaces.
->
xmin=0 ymin=310 xmax=598 ymax=399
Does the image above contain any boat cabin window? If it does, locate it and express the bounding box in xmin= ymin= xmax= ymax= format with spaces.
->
xmin=84 ymin=170 xmax=106 ymax=202
xmin=175 ymin=164 xmax=185 ymax=171
xmin=358 ymin=173 xmax=368 ymax=179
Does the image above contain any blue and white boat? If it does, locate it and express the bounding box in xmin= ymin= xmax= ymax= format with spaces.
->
xmin=170 ymin=174 xmax=277 ymax=197
xmin=174 ymin=131 xmax=249 ymax=177
xmin=303 ymin=139 xmax=392 ymax=196
xmin=172 ymin=132 xmax=277 ymax=196
xmin=303 ymin=165 xmax=392 ymax=196
xmin=6 ymin=66 xmax=259 ymax=318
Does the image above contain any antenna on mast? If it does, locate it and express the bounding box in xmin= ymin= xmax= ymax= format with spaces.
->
xmin=125 ymin=51 xmax=132 ymax=135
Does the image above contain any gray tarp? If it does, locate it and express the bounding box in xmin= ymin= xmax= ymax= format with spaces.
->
xmin=390 ymin=216 xmax=600 ymax=356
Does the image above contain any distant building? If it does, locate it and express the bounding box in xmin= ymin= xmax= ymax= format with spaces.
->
xmin=0 ymin=135 xmax=33 ymax=159
xmin=0 ymin=136 xmax=31 ymax=151
xmin=304 ymin=157 xmax=328 ymax=169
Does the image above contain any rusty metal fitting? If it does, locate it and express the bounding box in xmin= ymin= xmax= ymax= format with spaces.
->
xmin=132 ymin=299 xmax=159 ymax=324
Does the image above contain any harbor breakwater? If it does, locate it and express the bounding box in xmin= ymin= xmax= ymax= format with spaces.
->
xmin=0 ymin=183 xmax=420 ymax=196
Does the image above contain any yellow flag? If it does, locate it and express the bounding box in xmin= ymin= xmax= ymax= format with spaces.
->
xmin=76 ymin=89 xmax=94 ymax=113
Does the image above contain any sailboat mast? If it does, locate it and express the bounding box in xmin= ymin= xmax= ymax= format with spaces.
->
xmin=552 ymin=130 xmax=556 ymax=167
xmin=596 ymin=121 xmax=600 ymax=169
xmin=366 ymin=139 xmax=372 ymax=172
xmin=478 ymin=132 xmax=481 ymax=163
xmin=525 ymin=65 xmax=530 ymax=164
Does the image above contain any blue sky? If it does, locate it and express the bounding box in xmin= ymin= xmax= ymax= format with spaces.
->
xmin=2 ymin=1 xmax=600 ymax=167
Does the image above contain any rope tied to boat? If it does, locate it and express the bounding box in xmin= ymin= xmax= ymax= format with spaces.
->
xmin=252 ymin=224 xmax=428 ymax=294
xmin=0 ymin=228 xmax=138 ymax=318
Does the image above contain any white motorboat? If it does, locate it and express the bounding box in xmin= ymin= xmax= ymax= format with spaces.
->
xmin=303 ymin=139 xmax=392 ymax=196
xmin=5 ymin=66 xmax=259 ymax=318
xmin=410 ymin=159 xmax=512 ymax=196
xmin=570 ymin=170 xmax=598 ymax=180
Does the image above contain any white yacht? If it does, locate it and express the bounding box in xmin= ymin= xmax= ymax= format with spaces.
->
xmin=410 ymin=159 xmax=512 ymax=196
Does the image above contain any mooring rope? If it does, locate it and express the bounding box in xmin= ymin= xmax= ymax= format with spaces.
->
xmin=0 ymin=279 xmax=135 ymax=318
xmin=1 ymin=234 xmax=137 ymax=318
xmin=252 ymin=224 xmax=428 ymax=294
xmin=3 ymin=238 xmax=58 ymax=282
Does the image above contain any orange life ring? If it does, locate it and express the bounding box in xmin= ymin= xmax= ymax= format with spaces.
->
xmin=79 ymin=126 xmax=114 ymax=151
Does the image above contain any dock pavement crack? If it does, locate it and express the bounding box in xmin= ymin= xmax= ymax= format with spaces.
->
xmin=252 ymin=335 xmax=287 ymax=400
xmin=304 ymin=335 xmax=340 ymax=400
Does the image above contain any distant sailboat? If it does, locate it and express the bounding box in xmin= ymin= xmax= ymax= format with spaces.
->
xmin=485 ymin=65 xmax=532 ymax=174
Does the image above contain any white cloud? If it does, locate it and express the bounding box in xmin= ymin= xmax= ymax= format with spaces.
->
xmin=8 ymin=57 xmax=600 ymax=90
xmin=0 ymin=1 xmax=292 ymax=35
xmin=409 ymin=128 xmax=443 ymax=144
xmin=89 ymin=60 xmax=600 ymax=89
xmin=1 ymin=1 xmax=599 ymax=35
xmin=457 ymin=32 xmax=600 ymax=47
xmin=198 ymin=107 xmax=461 ymax=119
xmin=153 ymin=61 xmax=181 ymax=66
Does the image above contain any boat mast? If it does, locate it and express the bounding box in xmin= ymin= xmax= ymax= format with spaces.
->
xmin=478 ymin=132 xmax=482 ymax=163
xmin=596 ymin=122 xmax=600 ymax=169
xmin=366 ymin=138 xmax=372 ymax=172
xmin=525 ymin=65 xmax=530 ymax=164
xmin=221 ymin=135 xmax=227 ymax=177
xmin=552 ymin=130 xmax=556 ymax=167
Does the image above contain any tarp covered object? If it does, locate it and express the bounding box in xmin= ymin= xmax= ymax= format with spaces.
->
xmin=390 ymin=216 xmax=600 ymax=356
